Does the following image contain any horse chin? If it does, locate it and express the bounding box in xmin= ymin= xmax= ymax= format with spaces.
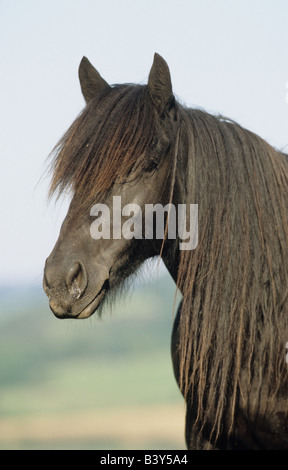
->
xmin=75 ymin=286 xmax=107 ymax=319
xmin=74 ymin=278 xmax=110 ymax=319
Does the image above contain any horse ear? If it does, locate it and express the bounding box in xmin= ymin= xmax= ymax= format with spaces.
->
xmin=78 ymin=56 xmax=110 ymax=103
xmin=148 ymin=53 xmax=173 ymax=114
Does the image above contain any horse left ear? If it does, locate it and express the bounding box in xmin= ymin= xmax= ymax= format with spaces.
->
xmin=78 ymin=56 xmax=110 ymax=103
xmin=148 ymin=53 xmax=173 ymax=114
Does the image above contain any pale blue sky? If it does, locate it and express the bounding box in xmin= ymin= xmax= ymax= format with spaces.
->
xmin=1 ymin=0 xmax=288 ymax=284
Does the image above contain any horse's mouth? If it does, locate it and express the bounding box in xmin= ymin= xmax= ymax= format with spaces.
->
xmin=50 ymin=279 xmax=109 ymax=319
xmin=76 ymin=279 xmax=109 ymax=319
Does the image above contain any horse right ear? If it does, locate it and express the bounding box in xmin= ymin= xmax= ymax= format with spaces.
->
xmin=78 ymin=57 xmax=110 ymax=103
xmin=148 ymin=53 xmax=173 ymax=115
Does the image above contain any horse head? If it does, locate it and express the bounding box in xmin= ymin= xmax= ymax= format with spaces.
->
xmin=43 ymin=54 xmax=180 ymax=319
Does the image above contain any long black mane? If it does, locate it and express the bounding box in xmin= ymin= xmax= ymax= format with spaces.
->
xmin=176 ymin=104 xmax=288 ymax=442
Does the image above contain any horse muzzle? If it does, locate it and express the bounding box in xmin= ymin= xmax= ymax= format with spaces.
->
xmin=43 ymin=257 xmax=109 ymax=319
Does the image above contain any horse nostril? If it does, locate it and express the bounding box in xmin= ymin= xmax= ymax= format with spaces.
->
xmin=66 ymin=261 xmax=88 ymax=299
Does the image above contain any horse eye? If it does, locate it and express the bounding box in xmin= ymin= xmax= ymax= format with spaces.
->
xmin=145 ymin=160 xmax=158 ymax=172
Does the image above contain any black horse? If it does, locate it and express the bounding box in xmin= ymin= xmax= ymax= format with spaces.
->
xmin=44 ymin=53 xmax=288 ymax=449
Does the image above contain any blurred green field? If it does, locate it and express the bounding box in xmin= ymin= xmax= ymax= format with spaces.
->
xmin=0 ymin=270 xmax=185 ymax=450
